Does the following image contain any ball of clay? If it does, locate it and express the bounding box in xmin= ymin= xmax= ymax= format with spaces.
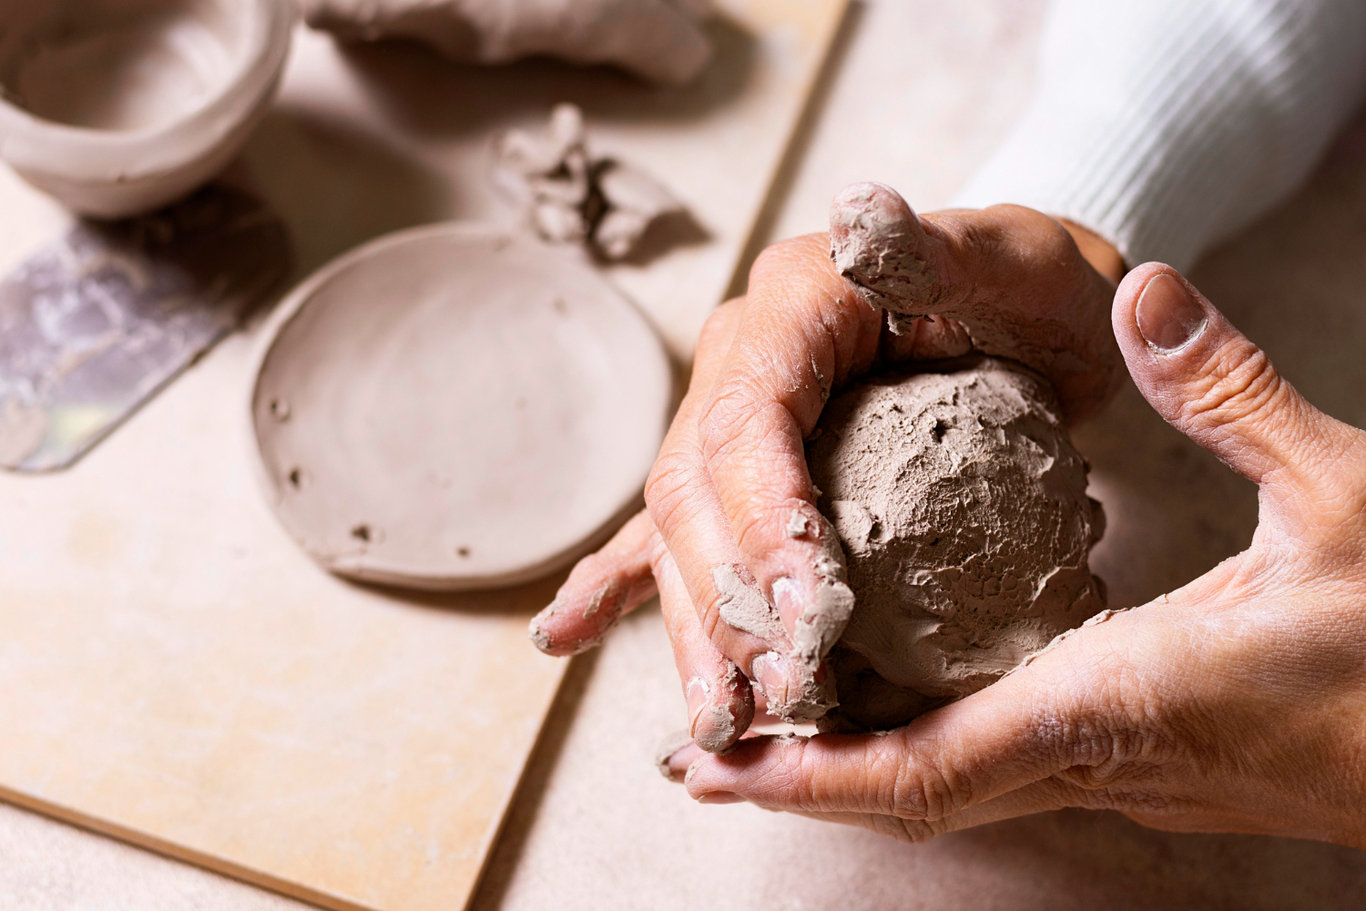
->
xmin=807 ymin=356 xmax=1105 ymax=731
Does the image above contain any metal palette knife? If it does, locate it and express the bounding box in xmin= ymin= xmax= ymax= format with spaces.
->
xmin=0 ymin=185 xmax=290 ymax=472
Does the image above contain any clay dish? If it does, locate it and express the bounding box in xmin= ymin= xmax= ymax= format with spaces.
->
xmin=250 ymin=224 xmax=673 ymax=592
xmin=0 ymin=0 xmax=293 ymax=217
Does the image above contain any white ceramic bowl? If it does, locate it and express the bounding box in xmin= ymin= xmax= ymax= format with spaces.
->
xmin=0 ymin=0 xmax=294 ymax=217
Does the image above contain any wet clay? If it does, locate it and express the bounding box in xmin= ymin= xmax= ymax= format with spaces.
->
xmin=493 ymin=105 xmax=685 ymax=261
xmin=299 ymin=0 xmax=713 ymax=86
xmin=807 ymin=357 xmax=1105 ymax=731
xmin=250 ymin=224 xmax=672 ymax=591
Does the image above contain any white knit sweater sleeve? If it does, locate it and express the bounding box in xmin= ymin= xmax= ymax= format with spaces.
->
xmin=951 ymin=0 xmax=1366 ymax=271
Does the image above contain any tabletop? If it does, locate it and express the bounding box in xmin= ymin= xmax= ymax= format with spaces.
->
xmin=5 ymin=2 xmax=1366 ymax=908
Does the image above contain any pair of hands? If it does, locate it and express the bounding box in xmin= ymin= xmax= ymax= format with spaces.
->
xmin=532 ymin=183 xmax=1366 ymax=849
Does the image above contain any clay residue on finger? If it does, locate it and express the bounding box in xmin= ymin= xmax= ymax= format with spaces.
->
xmin=711 ymin=564 xmax=786 ymax=643
xmin=691 ymin=666 xmax=741 ymax=753
xmin=779 ymin=502 xmax=856 ymax=666
xmin=653 ymin=729 xmax=697 ymax=780
xmin=493 ymin=104 xmax=685 ymax=260
xmin=752 ymin=651 xmax=837 ymax=724
xmin=528 ymin=575 xmax=631 ymax=656
xmin=829 ymin=181 xmax=938 ymax=313
xmin=527 ymin=612 xmax=555 ymax=653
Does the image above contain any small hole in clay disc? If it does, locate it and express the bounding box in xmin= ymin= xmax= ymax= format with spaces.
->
xmin=351 ymin=524 xmax=372 ymax=543
xmin=287 ymin=467 xmax=305 ymax=489
xmin=270 ymin=397 xmax=291 ymax=421
xmin=456 ymin=546 xmax=471 ymax=558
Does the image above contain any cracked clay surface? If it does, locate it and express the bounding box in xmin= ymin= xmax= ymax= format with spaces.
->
xmin=807 ymin=356 xmax=1106 ymax=730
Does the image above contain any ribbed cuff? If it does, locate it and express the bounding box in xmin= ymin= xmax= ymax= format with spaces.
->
xmin=951 ymin=0 xmax=1366 ymax=273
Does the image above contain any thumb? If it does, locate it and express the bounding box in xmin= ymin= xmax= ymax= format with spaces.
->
xmin=1113 ymin=263 xmax=1358 ymax=528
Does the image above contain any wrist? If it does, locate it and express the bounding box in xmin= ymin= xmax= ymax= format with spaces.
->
xmin=1057 ymin=217 xmax=1126 ymax=284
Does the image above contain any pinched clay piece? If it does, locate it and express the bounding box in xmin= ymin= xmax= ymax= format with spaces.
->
xmin=493 ymin=104 xmax=685 ymax=261
xmin=250 ymin=224 xmax=672 ymax=591
xmin=808 ymin=357 xmax=1106 ymax=731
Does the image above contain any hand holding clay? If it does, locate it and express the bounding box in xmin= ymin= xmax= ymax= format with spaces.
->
xmin=664 ymin=264 xmax=1366 ymax=851
xmin=531 ymin=184 xmax=1127 ymax=751
xmin=299 ymin=0 xmax=714 ymax=85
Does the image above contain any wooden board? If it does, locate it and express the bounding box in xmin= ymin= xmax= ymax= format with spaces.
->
xmin=0 ymin=3 xmax=848 ymax=911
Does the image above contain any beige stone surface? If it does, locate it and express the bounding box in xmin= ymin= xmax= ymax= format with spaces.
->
xmin=5 ymin=2 xmax=1366 ymax=909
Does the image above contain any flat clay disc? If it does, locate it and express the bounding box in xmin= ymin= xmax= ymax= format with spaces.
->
xmin=250 ymin=224 xmax=672 ymax=591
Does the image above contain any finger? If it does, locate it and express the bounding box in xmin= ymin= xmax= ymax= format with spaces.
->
xmin=653 ymin=536 xmax=754 ymax=752
xmin=529 ymin=510 xmax=657 ymax=656
xmin=583 ymin=0 xmax=713 ymax=85
xmin=680 ymin=642 xmax=1116 ymax=820
xmin=778 ymin=776 xmax=1087 ymax=843
xmin=647 ymin=301 xmax=837 ymax=723
xmin=829 ymin=182 xmax=1121 ymax=417
xmin=665 ymin=738 xmax=1099 ymax=840
xmin=694 ymin=235 xmax=881 ymax=667
xmin=529 ymin=293 xmax=745 ymax=657
xmin=1113 ymin=264 xmax=1364 ymax=533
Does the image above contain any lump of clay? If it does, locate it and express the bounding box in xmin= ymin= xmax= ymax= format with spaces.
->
xmin=299 ymin=0 xmax=714 ymax=86
xmin=492 ymin=104 xmax=685 ymax=260
xmin=807 ymin=356 xmax=1106 ymax=731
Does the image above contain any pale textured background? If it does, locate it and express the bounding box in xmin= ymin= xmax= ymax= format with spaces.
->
xmin=6 ymin=1 xmax=1366 ymax=908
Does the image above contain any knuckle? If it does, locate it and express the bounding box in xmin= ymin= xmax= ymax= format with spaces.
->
xmin=1180 ymin=343 xmax=1285 ymax=434
xmin=890 ymin=747 xmax=968 ymax=820
xmin=644 ymin=454 xmax=697 ymax=530
xmin=695 ymin=383 xmax=753 ymax=464
xmin=748 ymin=235 xmax=830 ymax=288
xmin=881 ymin=816 xmax=948 ymax=845
xmin=698 ymin=391 xmax=796 ymax=467
xmin=748 ymin=738 xmax=819 ymax=809
xmin=1053 ymin=676 xmax=1175 ymax=791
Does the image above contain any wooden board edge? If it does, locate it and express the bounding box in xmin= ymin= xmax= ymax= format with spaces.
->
xmin=0 ymin=785 xmax=371 ymax=911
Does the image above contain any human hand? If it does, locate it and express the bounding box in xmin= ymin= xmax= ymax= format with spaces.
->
xmin=530 ymin=183 xmax=1127 ymax=752
xmin=663 ymin=263 xmax=1366 ymax=851
xmin=299 ymin=0 xmax=713 ymax=85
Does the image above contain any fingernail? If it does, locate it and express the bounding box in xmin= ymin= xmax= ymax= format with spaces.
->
xmin=772 ymin=576 xmax=802 ymax=632
xmin=750 ymin=651 xmax=791 ymax=702
xmin=696 ymin=791 xmax=744 ymax=805
xmin=684 ymin=676 xmax=709 ymax=738
xmin=1136 ymin=272 xmax=1206 ymax=353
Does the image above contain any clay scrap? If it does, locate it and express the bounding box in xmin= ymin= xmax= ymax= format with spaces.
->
xmin=808 ymin=357 xmax=1106 ymax=731
xmin=492 ymin=104 xmax=686 ymax=261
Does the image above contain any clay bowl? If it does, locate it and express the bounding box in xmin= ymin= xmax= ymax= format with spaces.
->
xmin=250 ymin=224 xmax=673 ymax=592
xmin=0 ymin=0 xmax=293 ymax=218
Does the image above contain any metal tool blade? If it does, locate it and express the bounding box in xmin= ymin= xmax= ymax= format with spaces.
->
xmin=0 ymin=184 xmax=290 ymax=472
